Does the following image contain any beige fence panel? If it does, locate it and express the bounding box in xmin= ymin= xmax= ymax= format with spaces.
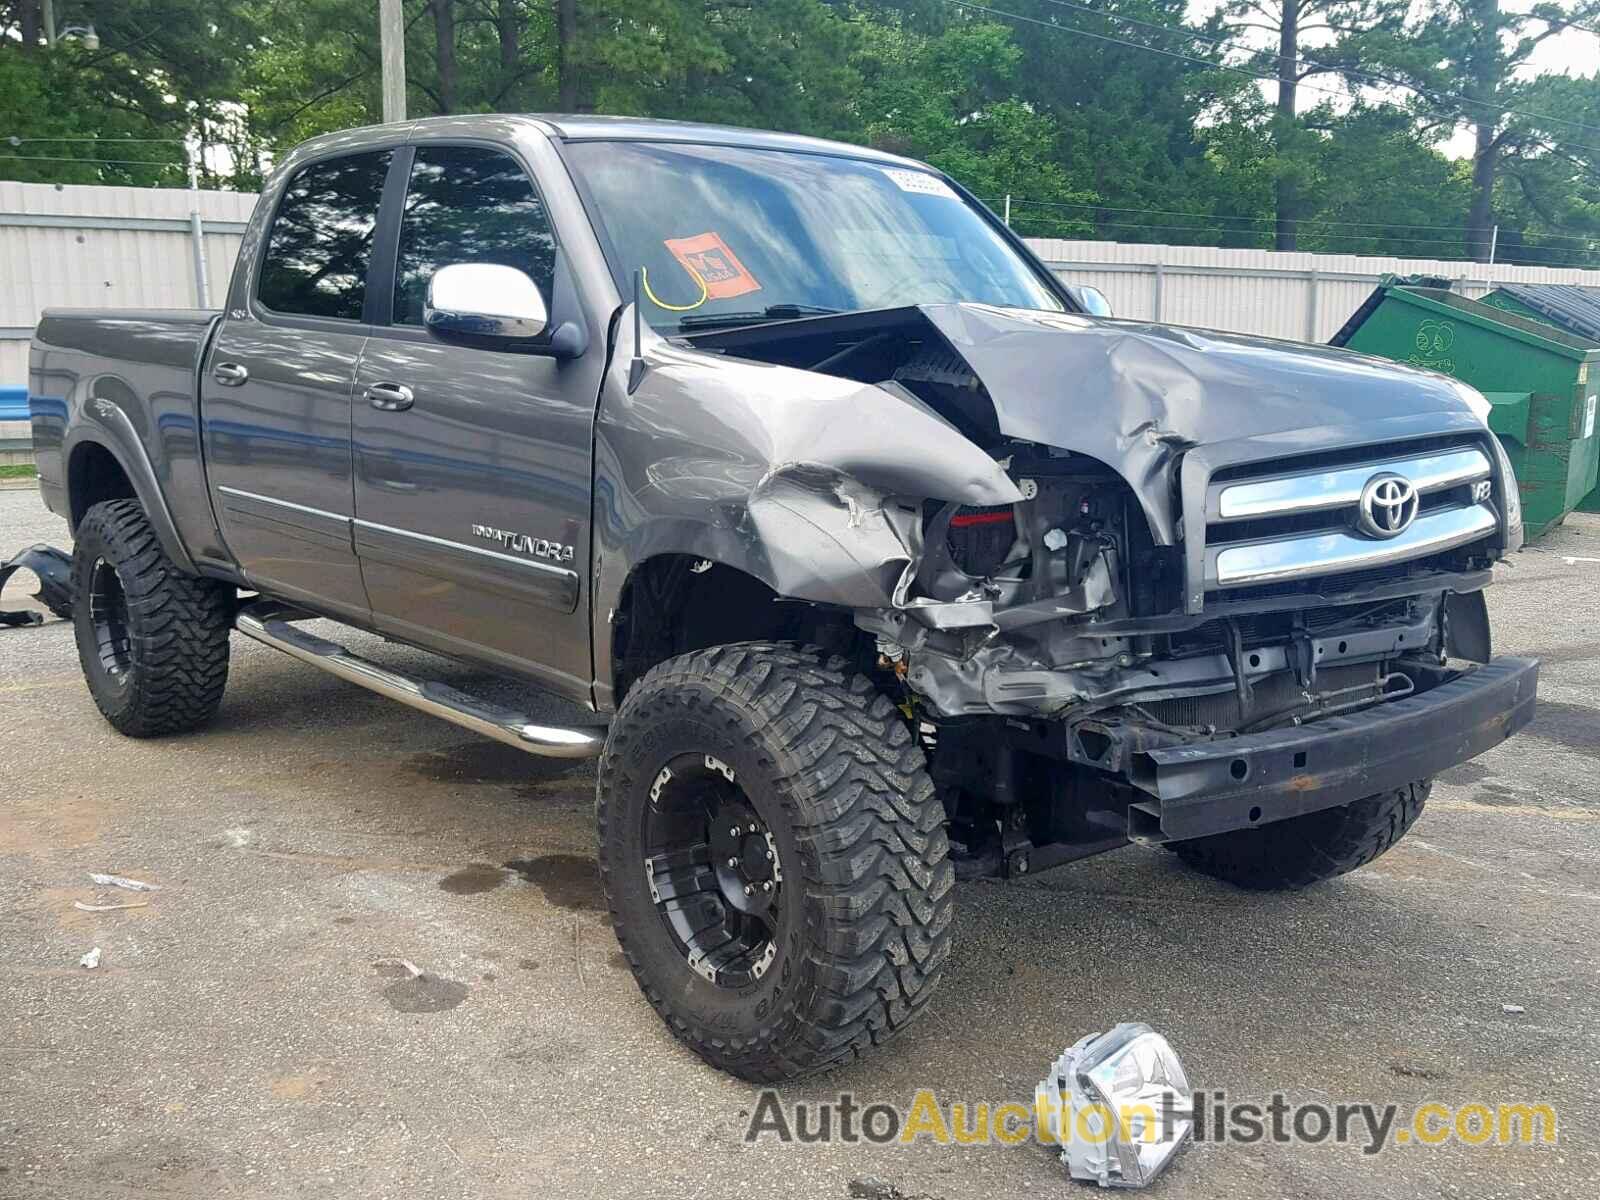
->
xmin=1027 ymin=239 xmax=1600 ymax=343
xmin=1 ymin=181 xmax=251 ymax=385
xmin=9 ymin=183 xmax=1600 ymax=388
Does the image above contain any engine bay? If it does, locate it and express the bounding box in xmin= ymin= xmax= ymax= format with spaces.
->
xmin=679 ymin=305 xmax=1490 ymax=741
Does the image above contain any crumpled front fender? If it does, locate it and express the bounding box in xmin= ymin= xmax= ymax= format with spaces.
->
xmin=590 ymin=324 xmax=1023 ymax=702
xmin=595 ymin=332 xmax=1020 ymax=602
xmin=743 ymin=464 xmax=924 ymax=609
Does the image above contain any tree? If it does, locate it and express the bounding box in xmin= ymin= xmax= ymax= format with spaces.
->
xmin=1216 ymin=0 xmax=1403 ymax=250
xmin=1 ymin=0 xmax=1596 ymax=271
xmin=1297 ymin=104 xmax=1471 ymax=257
xmin=964 ymin=1 xmax=1261 ymax=244
xmin=0 ymin=1 xmax=252 ymax=185
xmin=1354 ymin=0 xmax=1600 ymax=261
xmin=11 ymin=0 xmax=42 ymax=52
xmin=557 ymin=0 xmax=580 ymax=109
xmin=1489 ymin=70 xmax=1600 ymax=267
xmin=854 ymin=17 xmax=1094 ymax=235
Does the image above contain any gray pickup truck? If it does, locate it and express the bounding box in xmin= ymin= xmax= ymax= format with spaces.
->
xmin=29 ymin=114 xmax=1537 ymax=1082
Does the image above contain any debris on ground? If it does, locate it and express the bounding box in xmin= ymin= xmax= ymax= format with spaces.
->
xmin=73 ymin=900 xmax=149 ymax=912
xmin=845 ymin=1177 xmax=942 ymax=1200
xmin=0 ymin=544 xmax=72 ymax=626
xmin=848 ymin=1177 xmax=908 ymax=1200
xmin=87 ymin=872 xmax=161 ymax=892
xmin=380 ymin=967 xmax=470 ymax=1014
xmin=1037 ymin=1023 xmax=1193 ymax=1188
xmin=1502 ymin=1003 xmax=1526 ymax=1014
xmin=78 ymin=947 xmax=102 ymax=969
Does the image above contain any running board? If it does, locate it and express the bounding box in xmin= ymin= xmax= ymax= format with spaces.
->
xmin=234 ymin=603 xmax=605 ymax=760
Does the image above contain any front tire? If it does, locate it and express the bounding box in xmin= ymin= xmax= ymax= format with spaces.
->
xmin=1170 ymin=781 xmax=1430 ymax=890
xmin=597 ymin=642 xmax=953 ymax=1082
xmin=72 ymin=499 xmax=233 ymax=737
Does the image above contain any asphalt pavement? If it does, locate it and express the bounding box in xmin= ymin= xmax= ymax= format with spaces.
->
xmin=1 ymin=484 xmax=1596 ymax=1199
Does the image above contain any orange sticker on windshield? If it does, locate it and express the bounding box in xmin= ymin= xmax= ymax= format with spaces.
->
xmin=664 ymin=232 xmax=761 ymax=300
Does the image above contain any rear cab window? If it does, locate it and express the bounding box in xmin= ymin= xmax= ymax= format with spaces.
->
xmin=257 ymin=151 xmax=392 ymax=321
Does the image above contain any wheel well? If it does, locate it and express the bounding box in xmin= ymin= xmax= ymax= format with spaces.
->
xmin=68 ymin=442 xmax=136 ymax=531
xmin=610 ymin=555 xmax=867 ymax=702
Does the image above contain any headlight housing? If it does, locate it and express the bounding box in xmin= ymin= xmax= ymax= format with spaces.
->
xmin=1488 ymin=431 xmax=1524 ymax=553
xmin=1035 ymin=1023 xmax=1193 ymax=1188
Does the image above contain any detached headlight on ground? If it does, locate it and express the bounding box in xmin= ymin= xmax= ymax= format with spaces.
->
xmin=1035 ymin=1023 xmax=1193 ymax=1188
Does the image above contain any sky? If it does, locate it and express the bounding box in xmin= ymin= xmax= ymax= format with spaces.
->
xmin=1502 ymin=0 xmax=1598 ymax=76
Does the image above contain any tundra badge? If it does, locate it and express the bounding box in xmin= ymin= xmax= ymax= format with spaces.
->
xmin=472 ymin=524 xmax=575 ymax=563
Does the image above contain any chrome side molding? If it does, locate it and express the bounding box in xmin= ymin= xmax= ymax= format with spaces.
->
xmin=234 ymin=603 xmax=605 ymax=759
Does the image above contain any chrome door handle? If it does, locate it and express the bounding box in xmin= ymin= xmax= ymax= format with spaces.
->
xmin=365 ymin=382 xmax=414 ymax=412
xmin=212 ymin=361 xmax=249 ymax=387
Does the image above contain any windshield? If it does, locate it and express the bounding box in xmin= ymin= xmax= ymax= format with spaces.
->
xmin=564 ymin=141 xmax=1064 ymax=331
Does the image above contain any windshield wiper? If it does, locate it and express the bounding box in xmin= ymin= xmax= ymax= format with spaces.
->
xmin=677 ymin=304 xmax=844 ymax=331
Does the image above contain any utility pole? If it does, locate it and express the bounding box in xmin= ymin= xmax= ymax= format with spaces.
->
xmin=1273 ymin=0 xmax=1299 ymax=252
xmin=379 ymin=0 xmax=407 ymax=123
xmin=42 ymin=0 xmax=57 ymax=45
xmin=186 ymin=143 xmax=211 ymax=308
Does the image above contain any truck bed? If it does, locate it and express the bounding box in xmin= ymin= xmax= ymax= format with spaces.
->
xmin=29 ymin=308 xmax=225 ymax=570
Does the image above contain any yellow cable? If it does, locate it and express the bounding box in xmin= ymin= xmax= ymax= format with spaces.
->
xmin=641 ymin=262 xmax=709 ymax=312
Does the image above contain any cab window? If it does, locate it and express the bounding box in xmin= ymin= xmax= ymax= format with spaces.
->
xmin=257 ymin=151 xmax=391 ymax=320
xmin=392 ymin=145 xmax=557 ymax=327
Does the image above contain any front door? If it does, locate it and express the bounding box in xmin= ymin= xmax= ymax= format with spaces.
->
xmin=351 ymin=142 xmax=602 ymax=699
xmin=203 ymin=149 xmax=393 ymax=622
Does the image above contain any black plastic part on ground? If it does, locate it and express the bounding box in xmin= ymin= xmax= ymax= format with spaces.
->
xmin=0 ymin=543 xmax=72 ymax=626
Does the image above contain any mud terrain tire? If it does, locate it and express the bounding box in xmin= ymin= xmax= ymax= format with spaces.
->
xmin=598 ymin=642 xmax=952 ymax=1082
xmin=72 ymin=499 xmax=232 ymax=737
xmin=1171 ymin=781 xmax=1430 ymax=890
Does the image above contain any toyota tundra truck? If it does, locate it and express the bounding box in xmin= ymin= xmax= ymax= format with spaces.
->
xmin=27 ymin=115 xmax=1538 ymax=1082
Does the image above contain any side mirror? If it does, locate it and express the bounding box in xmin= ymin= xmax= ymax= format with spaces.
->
xmin=425 ymin=263 xmax=548 ymax=341
xmin=1066 ymin=284 xmax=1113 ymax=318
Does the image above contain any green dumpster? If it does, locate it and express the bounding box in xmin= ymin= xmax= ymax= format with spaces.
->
xmin=1479 ymin=284 xmax=1600 ymax=345
xmin=1331 ymin=283 xmax=1600 ymax=540
xmin=1477 ymin=285 xmax=1600 ymax=516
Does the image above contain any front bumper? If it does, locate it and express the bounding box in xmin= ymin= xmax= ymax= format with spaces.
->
xmin=1118 ymin=656 xmax=1538 ymax=842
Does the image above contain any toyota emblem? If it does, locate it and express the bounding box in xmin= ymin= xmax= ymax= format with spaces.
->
xmin=1357 ymin=473 xmax=1419 ymax=539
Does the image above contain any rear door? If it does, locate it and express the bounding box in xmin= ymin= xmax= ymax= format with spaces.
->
xmin=351 ymin=140 xmax=602 ymax=699
xmin=202 ymin=149 xmax=392 ymax=621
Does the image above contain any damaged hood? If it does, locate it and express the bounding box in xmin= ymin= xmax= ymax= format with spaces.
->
xmin=918 ymin=303 xmax=1488 ymax=541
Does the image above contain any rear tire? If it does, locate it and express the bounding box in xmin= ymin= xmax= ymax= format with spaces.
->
xmin=597 ymin=642 xmax=953 ymax=1082
xmin=1170 ymin=781 xmax=1430 ymax=890
xmin=71 ymin=499 xmax=233 ymax=737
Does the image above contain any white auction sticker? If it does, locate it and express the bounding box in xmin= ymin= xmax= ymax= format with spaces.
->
xmin=882 ymin=168 xmax=959 ymax=200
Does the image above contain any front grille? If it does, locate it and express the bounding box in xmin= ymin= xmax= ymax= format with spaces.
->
xmin=1208 ymin=434 xmax=1475 ymax=482
xmin=1206 ymin=487 xmax=1466 ymax=547
xmin=1210 ymin=546 xmax=1488 ymax=603
xmin=1200 ymin=438 xmax=1498 ymax=594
